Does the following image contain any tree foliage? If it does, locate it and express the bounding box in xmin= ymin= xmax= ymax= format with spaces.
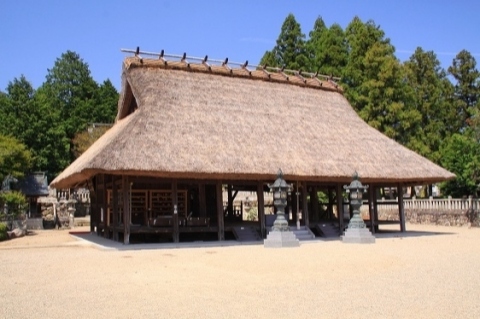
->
xmin=0 ymin=191 xmax=28 ymax=218
xmin=440 ymin=133 xmax=480 ymax=197
xmin=448 ymin=50 xmax=480 ymax=132
xmin=259 ymin=14 xmax=480 ymax=197
xmin=72 ymin=124 xmax=111 ymax=158
xmin=403 ymin=48 xmax=454 ymax=163
xmin=0 ymin=134 xmax=32 ymax=182
xmin=0 ymin=51 xmax=118 ymax=180
xmin=260 ymin=14 xmax=308 ymax=70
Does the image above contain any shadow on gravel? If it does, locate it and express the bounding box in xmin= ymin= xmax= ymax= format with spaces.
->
xmin=374 ymin=229 xmax=455 ymax=239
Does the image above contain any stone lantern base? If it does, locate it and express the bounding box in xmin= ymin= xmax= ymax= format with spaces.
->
xmin=342 ymin=224 xmax=375 ymax=244
xmin=264 ymin=230 xmax=300 ymax=248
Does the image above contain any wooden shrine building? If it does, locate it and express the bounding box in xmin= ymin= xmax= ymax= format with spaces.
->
xmin=50 ymin=49 xmax=455 ymax=244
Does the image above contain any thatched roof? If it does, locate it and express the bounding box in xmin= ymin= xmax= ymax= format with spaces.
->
xmin=51 ymin=56 xmax=455 ymax=188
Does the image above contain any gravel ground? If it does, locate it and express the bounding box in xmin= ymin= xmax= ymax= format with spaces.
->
xmin=1 ymin=224 xmax=479 ymax=319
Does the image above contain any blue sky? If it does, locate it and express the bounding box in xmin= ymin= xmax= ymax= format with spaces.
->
xmin=1 ymin=0 xmax=479 ymax=91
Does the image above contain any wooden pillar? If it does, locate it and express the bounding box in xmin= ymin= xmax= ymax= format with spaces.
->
xmin=398 ymin=183 xmax=406 ymax=232
xmin=102 ymin=175 xmax=109 ymax=239
xmin=122 ymin=175 xmax=130 ymax=245
xmin=199 ymin=183 xmax=206 ymax=218
xmin=327 ymin=187 xmax=333 ymax=220
xmin=227 ymin=184 xmax=233 ymax=220
xmin=257 ymin=182 xmax=266 ymax=238
xmin=216 ymin=181 xmax=225 ymax=241
xmin=112 ymin=176 xmax=119 ymax=242
xmin=310 ymin=186 xmax=319 ymax=223
xmin=302 ymin=182 xmax=309 ymax=228
xmin=336 ymin=183 xmax=344 ymax=232
xmin=373 ymin=187 xmax=379 ymax=232
xmin=172 ymin=180 xmax=179 ymax=243
xmin=368 ymin=185 xmax=375 ymax=234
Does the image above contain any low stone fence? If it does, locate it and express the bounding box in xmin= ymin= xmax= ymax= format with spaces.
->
xmin=359 ymin=196 xmax=479 ymax=227
xmin=374 ymin=209 xmax=478 ymax=227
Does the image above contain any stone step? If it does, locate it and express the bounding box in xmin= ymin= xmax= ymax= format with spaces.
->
xmin=316 ymin=223 xmax=341 ymax=238
xmin=233 ymin=226 xmax=262 ymax=242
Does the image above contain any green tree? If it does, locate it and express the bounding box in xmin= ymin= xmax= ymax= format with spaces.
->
xmin=43 ymin=51 xmax=99 ymax=139
xmin=306 ymin=18 xmax=347 ymax=77
xmin=95 ymin=79 xmax=119 ymax=123
xmin=0 ymin=76 xmax=36 ymax=140
xmin=403 ymin=48 xmax=455 ymax=163
xmin=343 ymin=17 xmax=392 ymax=112
xmin=440 ymin=133 xmax=480 ymax=197
xmin=448 ymin=50 xmax=480 ymax=132
xmin=259 ymin=14 xmax=308 ymax=70
xmin=0 ymin=134 xmax=32 ymax=182
xmin=72 ymin=124 xmax=111 ymax=158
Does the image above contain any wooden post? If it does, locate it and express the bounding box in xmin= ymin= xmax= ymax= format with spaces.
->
xmin=398 ymin=183 xmax=406 ymax=232
xmin=336 ymin=183 xmax=344 ymax=232
xmin=172 ymin=180 xmax=179 ymax=243
xmin=302 ymin=182 xmax=309 ymax=229
xmin=122 ymin=175 xmax=130 ymax=244
xmin=368 ymin=185 xmax=375 ymax=234
xmin=95 ymin=174 xmax=101 ymax=236
xmin=373 ymin=188 xmax=379 ymax=232
xmin=310 ymin=186 xmax=318 ymax=223
xmin=216 ymin=182 xmax=225 ymax=241
xmin=112 ymin=176 xmax=119 ymax=242
xmin=199 ymin=183 xmax=206 ymax=218
xmin=102 ymin=175 xmax=109 ymax=239
xmin=227 ymin=184 xmax=233 ymax=220
xmin=327 ymin=188 xmax=334 ymax=220
xmin=257 ymin=182 xmax=266 ymax=238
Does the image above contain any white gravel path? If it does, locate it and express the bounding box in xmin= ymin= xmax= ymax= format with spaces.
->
xmin=1 ymin=224 xmax=479 ymax=319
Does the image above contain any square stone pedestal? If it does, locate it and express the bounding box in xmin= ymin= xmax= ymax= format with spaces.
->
xmin=342 ymin=227 xmax=375 ymax=244
xmin=264 ymin=230 xmax=300 ymax=248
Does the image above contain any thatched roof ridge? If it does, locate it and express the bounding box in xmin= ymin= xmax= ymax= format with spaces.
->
xmin=51 ymin=56 xmax=455 ymax=188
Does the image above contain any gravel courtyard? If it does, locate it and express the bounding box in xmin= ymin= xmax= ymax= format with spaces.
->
xmin=1 ymin=224 xmax=479 ymax=319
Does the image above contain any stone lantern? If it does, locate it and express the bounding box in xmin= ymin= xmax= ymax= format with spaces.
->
xmin=342 ymin=172 xmax=375 ymax=243
xmin=264 ymin=169 xmax=299 ymax=248
xmin=269 ymin=169 xmax=292 ymax=232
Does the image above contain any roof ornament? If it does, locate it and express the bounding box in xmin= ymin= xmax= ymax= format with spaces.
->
xmin=241 ymin=60 xmax=252 ymax=76
xmin=261 ymin=64 xmax=271 ymax=79
xmin=202 ymin=55 xmax=212 ymax=71
xmin=277 ymin=66 xmax=289 ymax=81
xmin=135 ymin=46 xmax=143 ymax=64
xmin=120 ymin=48 xmax=342 ymax=90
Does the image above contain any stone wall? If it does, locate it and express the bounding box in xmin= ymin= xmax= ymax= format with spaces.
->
xmin=365 ymin=209 xmax=479 ymax=227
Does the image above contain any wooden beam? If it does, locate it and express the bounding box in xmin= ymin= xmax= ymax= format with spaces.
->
xmin=257 ymin=182 xmax=266 ymax=238
xmin=398 ymin=183 xmax=406 ymax=232
xmin=122 ymin=175 xmax=130 ymax=245
xmin=302 ymin=182 xmax=309 ymax=228
xmin=172 ymin=180 xmax=179 ymax=243
xmin=199 ymin=183 xmax=206 ymax=218
xmin=336 ymin=183 xmax=344 ymax=232
xmin=216 ymin=181 xmax=225 ymax=241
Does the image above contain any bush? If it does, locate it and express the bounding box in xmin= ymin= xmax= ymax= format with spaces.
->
xmin=0 ymin=191 xmax=28 ymax=219
xmin=0 ymin=222 xmax=8 ymax=241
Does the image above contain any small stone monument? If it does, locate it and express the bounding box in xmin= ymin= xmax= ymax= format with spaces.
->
xmin=264 ymin=169 xmax=300 ymax=248
xmin=342 ymin=172 xmax=375 ymax=244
